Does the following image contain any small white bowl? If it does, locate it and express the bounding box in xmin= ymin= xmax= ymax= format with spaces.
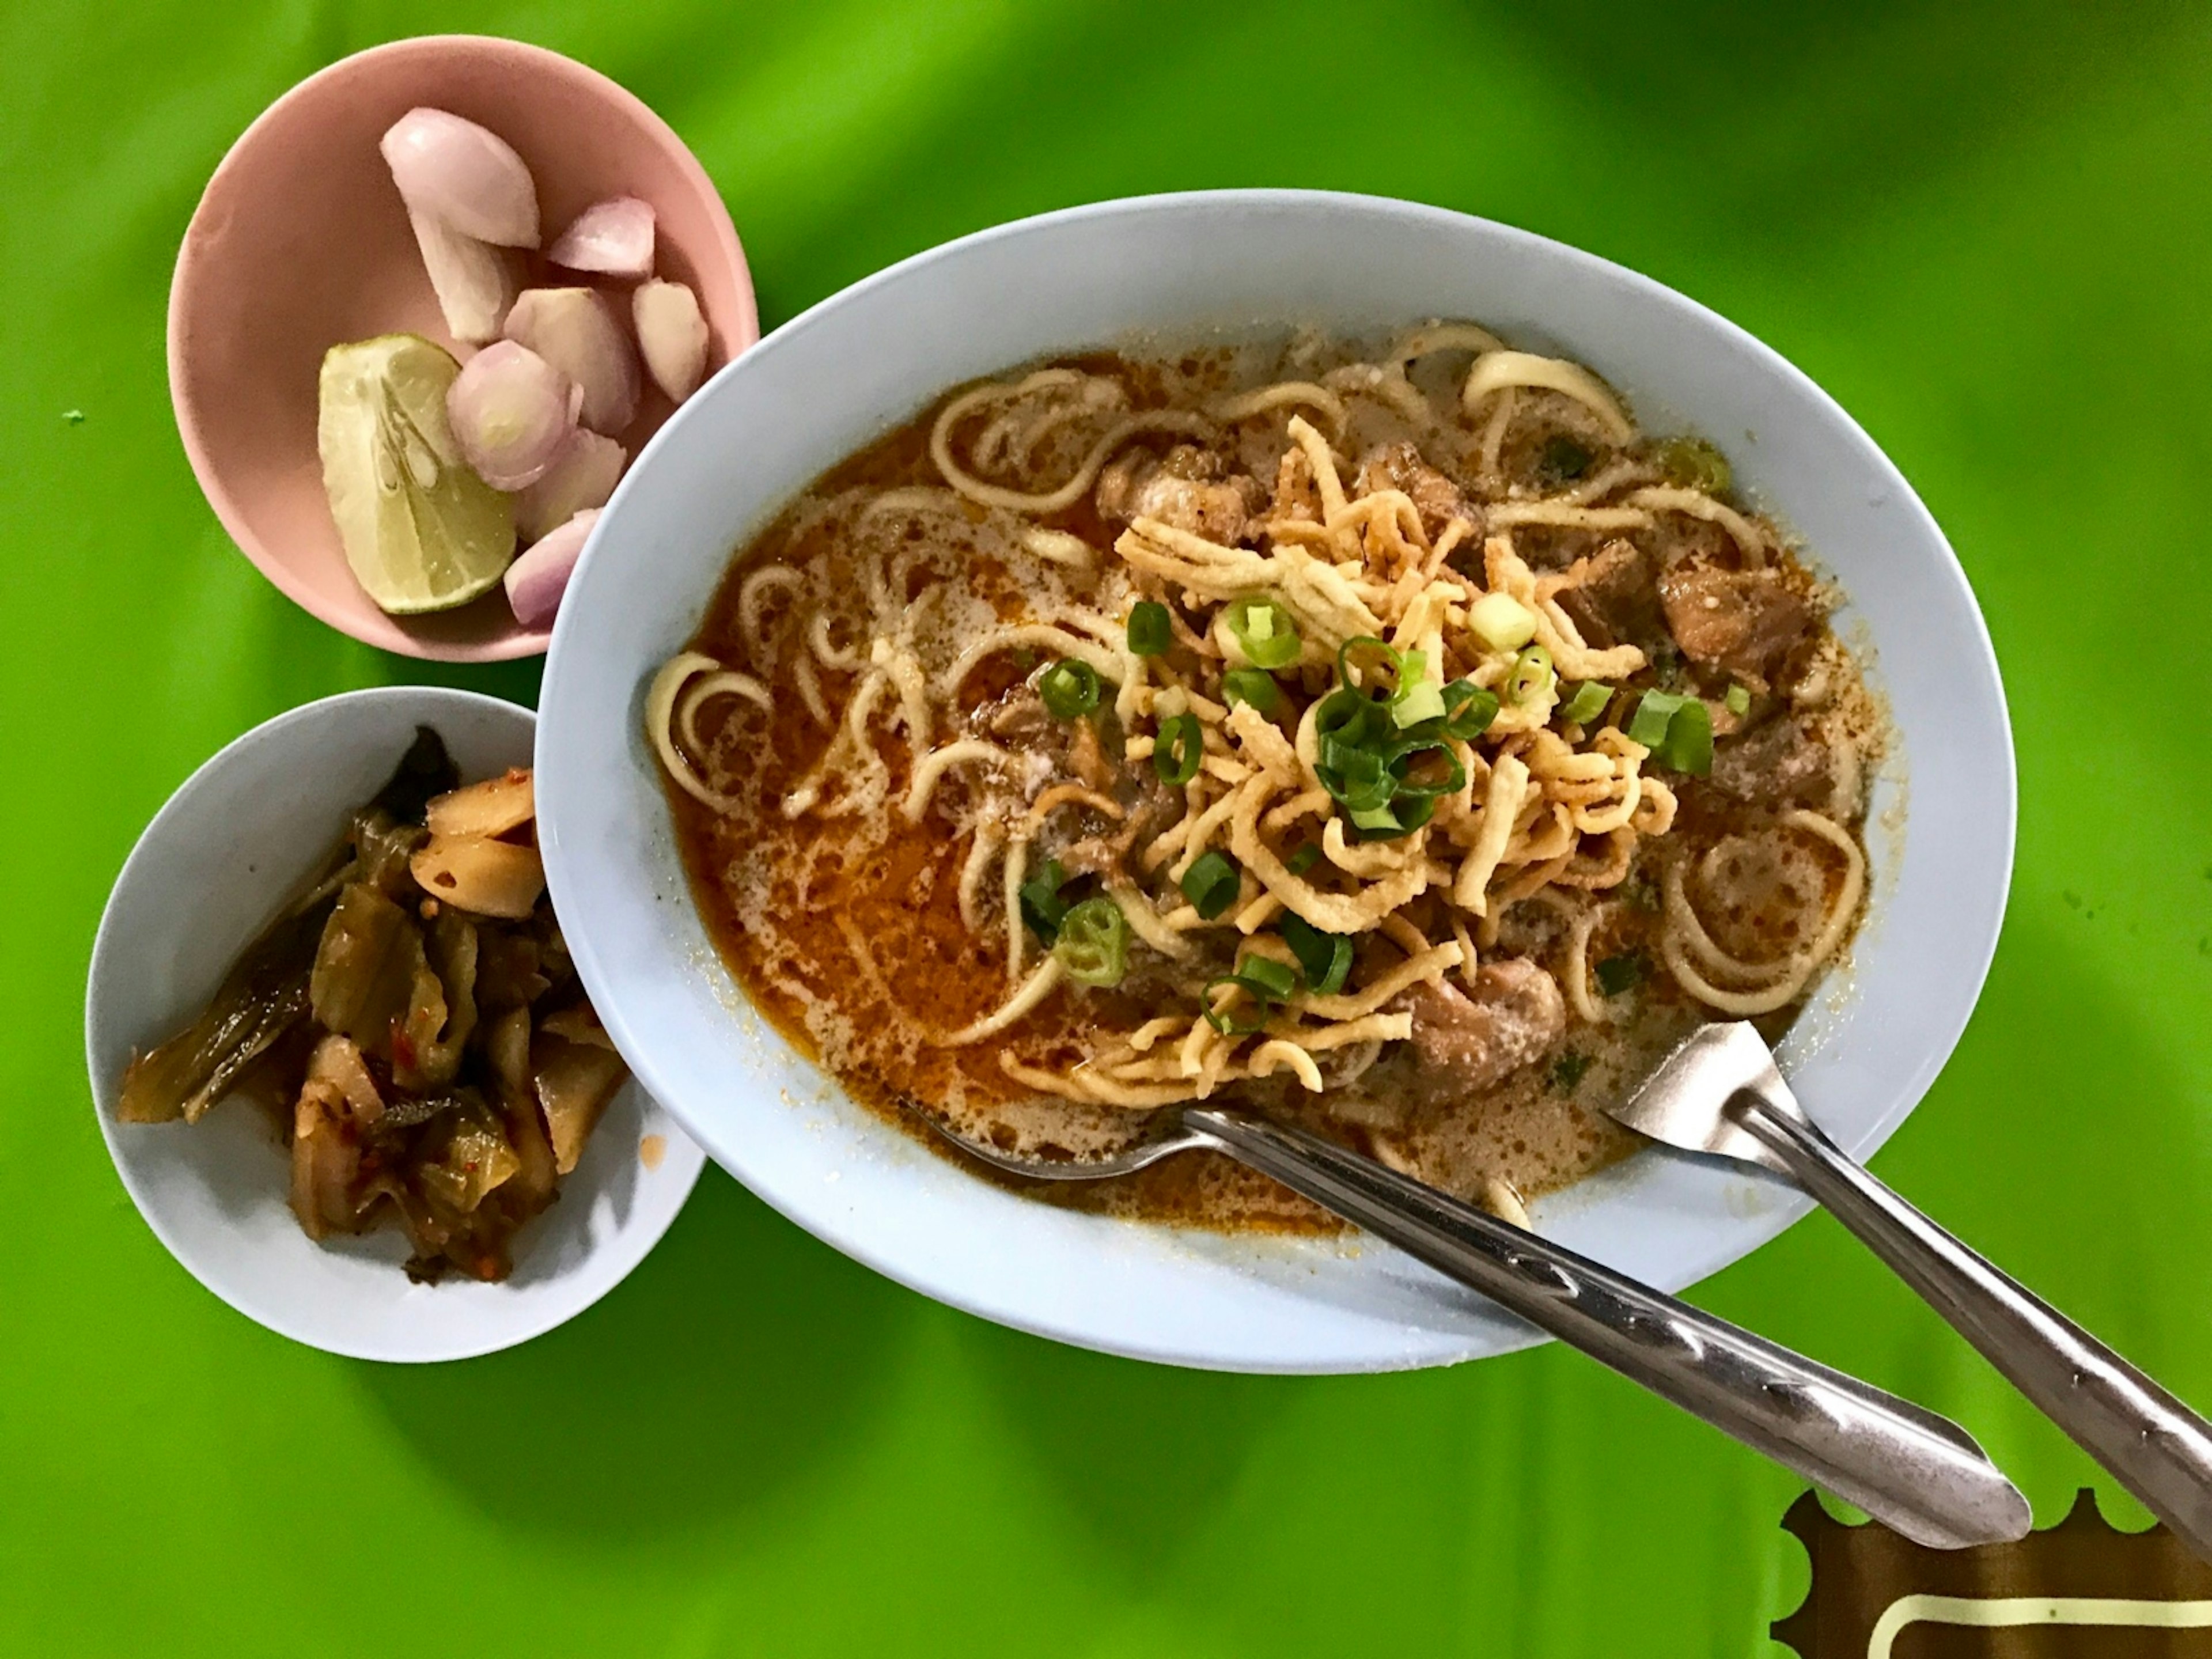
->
xmin=538 ymin=191 xmax=2014 ymax=1374
xmin=86 ymin=686 xmax=704 ymax=1362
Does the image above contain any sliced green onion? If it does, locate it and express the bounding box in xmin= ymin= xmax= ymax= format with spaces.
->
xmin=1222 ymin=667 xmax=1281 ymax=714
xmin=1039 ymin=658 xmax=1100 ymax=720
xmin=1337 ymin=636 xmax=1401 ymax=698
xmin=1236 ymin=955 xmax=1297 ymax=1001
xmin=1180 ymin=850 xmax=1241 ymax=920
xmin=1200 ymin=976 xmax=1269 ymax=1036
xmin=1279 ymin=914 xmax=1353 ymax=995
xmin=1315 ymin=685 xmax=1389 ymax=752
xmin=1320 ymin=745 xmax=1394 ymax=812
xmin=1551 ymin=1051 xmax=1592 ymax=1092
xmin=1393 ymin=683 xmax=1449 ymax=728
xmin=1386 ymin=738 xmax=1466 ymax=800
xmin=1285 ymin=843 xmax=1321 ymax=876
xmin=1466 ymin=591 xmax=1539 ymax=652
xmin=1386 ymin=794 xmax=1438 ymax=836
xmin=1724 ymin=683 xmax=1751 ymax=717
xmin=1316 ymin=940 xmax=1353 ymax=996
xmin=1315 ymin=639 xmax=1487 ymax=839
xmin=1627 ymin=688 xmax=1690 ymax=748
xmin=1440 ymin=681 xmax=1501 ymax=741
xmin=1054 ymin=897 xmax=1130 ymax=987
xmin=1018 ymin=859 xmax=1070 ymax=942
xmin=1653 ymin=435 xmax=1732 ymax=496
xmin=1351 ymin=794 xmax=1439 ymax=840
xmin=1627 ymin=689 xmax=1713 ymax=775
xmin=1349 ymin=802 xmax=1400 ymax=833
xmin=1225 ymin=594 xmax=1301 ymax=669
xmin=1126 ymin=600 xmax=1171 ymax=657
xmin=1504 ymin=643 xmax=1555 ymax=707
xmin=1154 ymin=712 xmax=1202 ymax=786
xmin=1593 ymin=953 xmax=1643 ymax=997
xmin=1658 ymin=695 xmax=1713 ymax=775
xmin=1559 ymin=681 xmax=1612 ymax=726
xmin=1389 ymin=653 xmax=1448 ymax=728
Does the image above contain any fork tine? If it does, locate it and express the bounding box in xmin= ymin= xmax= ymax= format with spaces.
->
xmin=896 ymin=1095 xmax=1199 ymax=1180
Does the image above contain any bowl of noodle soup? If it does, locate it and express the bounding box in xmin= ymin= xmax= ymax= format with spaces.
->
xmin=536 ymin=191 xmax=2012 ymax=1373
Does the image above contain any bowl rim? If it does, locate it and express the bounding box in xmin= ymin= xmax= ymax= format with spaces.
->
xmin=165 ymin=32 xmax=759 ymax=664
xmin=541 ymin=187 xmax=2016 ymax=1371
xmin=86 ymin=684 xmax=706 ymax=1362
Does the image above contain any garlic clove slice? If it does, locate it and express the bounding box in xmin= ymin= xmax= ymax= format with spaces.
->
xmin=380 ymin=108 xmax=541 ymax=248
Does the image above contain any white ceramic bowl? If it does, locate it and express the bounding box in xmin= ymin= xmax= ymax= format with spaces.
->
xmin=87 ymin=687 xmax=705 ymax=1362
xmin=537 ymin=191 xmax=2013 ymax=1374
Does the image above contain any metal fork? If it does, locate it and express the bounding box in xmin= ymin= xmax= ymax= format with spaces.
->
xmin=910 ymin=1096 xmax=2029 ymax=1549
xmin=1604 ymin=1021 xmax=2212 ymax=1559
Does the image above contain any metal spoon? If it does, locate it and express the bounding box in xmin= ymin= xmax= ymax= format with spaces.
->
xmin=911 ymin=1096 xmax=2028 ymax=1549
xmin=1605 ymin=1021 xmax=2212 ymax=1559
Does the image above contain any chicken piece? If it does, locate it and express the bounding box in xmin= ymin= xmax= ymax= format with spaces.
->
xmin=1069 ymin=719 xmax=1112 ymax=793
xmin=1097 ymin=444 xmax=1256 ymax=541
xmin=1050 ymin=762 xmax=1177 ymax=884
xmin=1396 ymin=957 xmax=1566 ymax=1104
xmin=1353 ymin=440 xmax=1469 ymax=539
xmin=980 ymin=686 xmax=1054 ymax=747
xmin=1707 ymin=714 xmax=1840 ymax=812
xmin=1554 ymin=539 xmax=1666 ymax=650
xmin=1657 ymin=565 xmax=1818 ymax=687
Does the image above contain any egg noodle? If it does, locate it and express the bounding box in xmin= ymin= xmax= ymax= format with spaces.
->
xmin=647 ymin=325 xmax=1869 ymax=1147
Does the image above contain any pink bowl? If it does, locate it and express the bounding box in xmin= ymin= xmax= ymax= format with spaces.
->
xmin=168 ymin=35 xmax=759 ymax=662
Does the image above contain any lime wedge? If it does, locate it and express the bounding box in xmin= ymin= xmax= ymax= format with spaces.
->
xmin=318 ymin=335 xmax=515 ymax=615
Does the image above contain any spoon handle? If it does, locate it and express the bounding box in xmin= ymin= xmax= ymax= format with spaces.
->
xmin=1734 ymin=1093 xmax=2212 ymax=1559
xmin=1181 ymin=1106 xmax=2029 ymax=1550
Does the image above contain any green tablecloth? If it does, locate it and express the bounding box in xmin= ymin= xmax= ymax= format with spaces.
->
xmin=7 ymin=3 xmax=2210 ymax=1652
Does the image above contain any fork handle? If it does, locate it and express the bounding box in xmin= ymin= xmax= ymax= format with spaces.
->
xmin=1734 ymin=1092 xmax=2212 ymax=1558
xmin=1182 ymin=1107 xmax=2028 ymax=1550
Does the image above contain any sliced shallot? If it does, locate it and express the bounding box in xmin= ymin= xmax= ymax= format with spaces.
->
xmin=504 ymin=509 xmax=598 ymax=627
xmin=446 ymin=341 xmax=576 ymax=490
xmin=380 ymin=108 xmax=541 ymax=247
xmin=548 ymin=197 xmax=656 ymax=276
xmin=404 ymin=208 xmax=517 ymax=344
xmin=503 ymin=287 xmax=638 ymax=434
xmin=513 ymin=429 xmax=626 ymax=541
xmin=634 ymin=279 xmax=710 ymax=404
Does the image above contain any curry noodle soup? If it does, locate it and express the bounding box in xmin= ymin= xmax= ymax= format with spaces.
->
xmin=649 ymin=325 xmax=1881 ymax=1229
